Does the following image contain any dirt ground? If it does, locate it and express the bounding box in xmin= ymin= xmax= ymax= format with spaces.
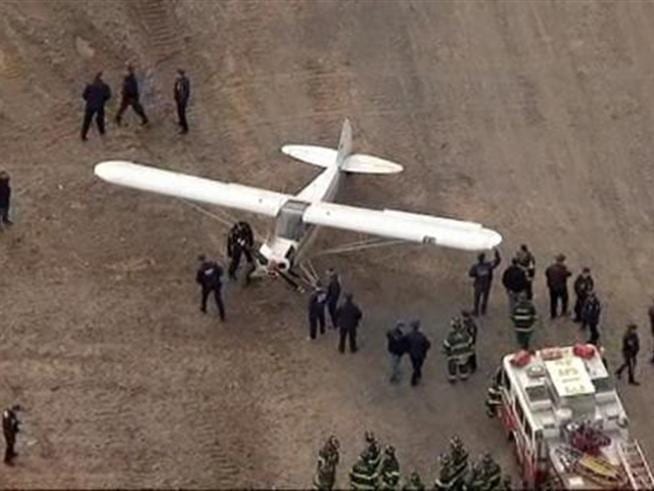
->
xmin=1 ymin=0 xmax=654 ymax=488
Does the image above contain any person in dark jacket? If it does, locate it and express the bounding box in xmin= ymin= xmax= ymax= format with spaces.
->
xmin=227 ymin=221 xmax=255 ymax=283
xmin=115 ymin=64 xmax=149 ymax=126
xmin=81 ymin=71 xmax=112 ymax=141
xmin=325 ymin=268 xmax=341 ymax=329
xmin=581 ymin=290 xmax=601 ymax=345
xmin=0 ymin=171 xmax=12 ymax=227
xmin=173 ymin=69 xmax=190 ymax=134
xmin=573 ymin=267 xmax=594 ymax=322
xmin=336 ymin=293 xmax=362 ymax=353
xmin=195 ymin=254 xmax=225 ymax=321
xmin=515 ymin=244 xmax=536 ymax=299
xmin=308 ymin=282 xmax=327 ymax=340
xmin=468 ymin=249 xmax=501 ymax=316
xmin=616 ymin=324 xmax=640 ymax=385
xmin=406 ymin=320 xmax=431 ymax=386
xmin=386 ymin=321 xmax=407 ymax=383
xmin=2 ymin=405 xmax=20 ymax=465
xmin=502 ymin=259 xmax=529 ymax=314
xmin=545 ymin=254 xmax=572 ymax=319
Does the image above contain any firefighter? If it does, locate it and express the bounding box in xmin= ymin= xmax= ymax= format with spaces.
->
xmin=0 ymin=171 xmax=12 ymax=227
xmin=308 ymin=282 xmax=327 ymax=340
xmin=336 ymin=293 xmax=362 ymax=354
xmin=545 ymin=254 xmax=572 ymax=319
xmin=573 ymin=267 xmax=594 ymax=323
xmin=581 ymin=290 xmax=601 ymax=345
xmin=313 ymin=435 xmax=340 ymax=490
xmin=498 ymin=475 xmax=512 ymax=491
xmin=405 ymin=320 xmax=431 ymax=386
xmin=325 ymin=268 xmax=341 ymax=329
xmin=350 ymin=452 xmax=378 ymax=490
xmin=363 ymin=431 xmax=382 ymax=472
xmin=443 ymin=317 xmax=473 ymax=383
xmin=434 ymin=454 xmax=456 ymax=491
xmin=479 ymin=453 xmax=502 ymax=490
xmin=81 ymin=71 xmax=111 ymax=140
xmin=227 ymin=221 xmax=255 ymax=283
xmin=615 ymin=323 xmax=640 ymax=385
xmin=2 ymin=405 xmax=20 ymax=465
xmin=173 ymin=68 xmax=190 ymax=134
xmin=195 ymin=254 xmax=225 ymax=321
xmin=511 ymin=292 xmax=537 ymax=350
xmin=515 ymin=244 xmax=536 ymax=299
xmin=461 ymin=310 xmax=478 ymax=372
xmin=502 ymin=259 xmax=528 ymax=314
xmin=115 ymin=63 xmax=149 ymax=126
xmin=402 ymin=471 xmax=425 ymax=491
xmin=485 ymin=368 xmax=503 ymax=418
xmin=379 ymin=445 xmax=401 ymax=490
xmin=468 ymin=249 xmax=501 ymax=316
xmin=465 ymin=460 xmax=485 ymax=491
xmin=448 ymin=436 xmax=469 ymax=490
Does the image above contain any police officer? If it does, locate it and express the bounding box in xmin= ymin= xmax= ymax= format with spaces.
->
xmin=173 ymin=68 xmax=190 ymax=134
xmin=443 ymin=318 xmax=473 ymax=383
xmin=308 ymin=282 xmax=327 ymax=340
xmin=511 ymin=292 xmax=537 ymax=350
xmin=581 ymin=290 xmax=601 ymax=345
xmin=616 ymin=324 xmax=640 ymax=385
xmin=195 ymin=254 xmax=225 ymax=321
xmin=227 ymin=221 xmax=255 ymax=282
xmin=402 ymin=471 xmax=425 ymax=491
xmin=325 ymin=268 xmax=341 ymax=329
xmin=115 ymin=63 xmax=149 ymax=126
xmin=313 ymin=435 xmax=340 ymax=490
xmin=379 ymin=445 xmax=401 ymax=490
xmin=573 ymin=267 xmax=594 ymax=323
xmin=2 ymin=405 xmax=20 ymax=465
xmin=336 ymin=293 xmax=362 ymax=353
xmin=468 ymin=249 xmax=501 ymax=316
xmin=448 ymin=436 xmax=469 ymax=490
xmin=81 ymin=71 xmax=111 ymax=140
xmin=545 ymin=254 xmax=572 ymax=319
xmin=501 ymin=259 xmax=528 ymax=314
xmin=405 ymin=320 xmax=431 ymax=386
xmin=0 ymin=171 xmax=12 ymax=227
xmin=434 ymin=454 xmax=456 ymax=491
xmin=515 ymin=244 xmax=536 ymax=299
xmin=461 ymin=310 xmax=478 ymax=372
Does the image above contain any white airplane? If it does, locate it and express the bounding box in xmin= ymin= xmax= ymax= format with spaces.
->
xmin=94 ymin=119 xmax=501 ymax=286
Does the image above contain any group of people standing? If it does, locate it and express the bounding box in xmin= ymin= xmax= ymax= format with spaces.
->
xmin=81 ymin=64 xmax=191 ymax=140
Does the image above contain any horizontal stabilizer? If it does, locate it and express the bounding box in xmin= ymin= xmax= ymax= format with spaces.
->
xmin=302 ymin=201 xmax=502 ymax=251
xmin=281 ymin=145 xmax=336 ymax=168
xmin=94 ymin=160 xmax=290 ymax=217
xmin=342 ymin=154 xmax=403 ymax=174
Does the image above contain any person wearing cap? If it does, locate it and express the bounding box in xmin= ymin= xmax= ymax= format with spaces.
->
xmin=545 ymin=254 xmax=572 ymax=319
xmin=616 ymin=324 xmax=640 ymax=385
xmin=581 ymin=290 xmax=601 ymax=345
xmin=195 ymin=254 xmax=225 ymax=321
xmin=406 ymin=320 xmax=431 ymax=386
xmin=468 ymin=248 xmax=501 ymax=316
xmin=325 ymin=268 xmax=341 ymax=329
xmin=443 ymin=318 xmax=473 ymax=383
xmin=115 ymin=63 xmax=149 ymax=127
xmin=308 ymin=281 xmax=327 ymax=340
xmin=502 ymin=258 xmax=528 ymax=315
xmin=336 ymin=293 xmax=362 ymax=353
xmin=173 ymin=68 xmax=190 ymax=134
xmin=81 ymin=71 xmax=112 ymax=141
xmin=0 ymin=171 xmax=12 ymax=227
xmin=573 ymin=267 xmax=595 ymax=323
xmin=386 ymin=321 xmax=408 ymax=383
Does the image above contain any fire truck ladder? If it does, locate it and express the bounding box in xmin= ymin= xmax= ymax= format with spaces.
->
xmin=618 ymin=440 xmax=654 ymax=490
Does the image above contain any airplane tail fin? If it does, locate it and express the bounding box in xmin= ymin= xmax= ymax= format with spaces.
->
xmin=281 ymin=119 xmax=403 ymax=174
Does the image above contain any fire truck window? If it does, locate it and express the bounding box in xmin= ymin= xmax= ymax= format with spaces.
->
xmin=526 ymin=385 xmax=548 ymax=402
xmin=592 ymin=377 xmax=613 ymax=392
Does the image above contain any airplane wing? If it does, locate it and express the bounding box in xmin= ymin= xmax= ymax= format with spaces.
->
xmin=302 ymin=202 xmax=502 ymax=251
xmin=94 ymin=160 xmax=290 ymax=217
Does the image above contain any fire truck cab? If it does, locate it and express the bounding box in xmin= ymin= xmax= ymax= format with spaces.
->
xmin=494 ymin=345 xmax=654 ymax=489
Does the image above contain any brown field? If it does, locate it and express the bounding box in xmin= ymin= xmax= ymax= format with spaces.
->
xmin=1 ymin=0 xmax=654 ymax=488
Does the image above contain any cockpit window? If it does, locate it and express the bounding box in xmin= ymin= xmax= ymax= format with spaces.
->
xmin=275 ymin=201 xmax=310 ymax=241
